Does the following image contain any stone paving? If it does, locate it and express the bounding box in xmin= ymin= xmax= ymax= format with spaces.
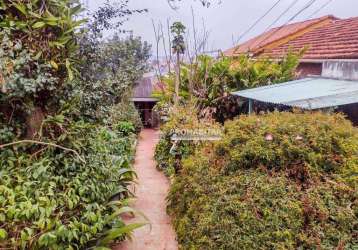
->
xmin=113 ymin=129 xmax=178 ymax=250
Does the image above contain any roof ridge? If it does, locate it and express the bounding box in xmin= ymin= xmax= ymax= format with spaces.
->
xmin=272 ymin=15 xmax=338 ymax=30
xmin=333 ymin=15 xmax=358 ymax=23
xmin=259 ymin=15 xmax=358 ymax=60
xmin=225 ymin=15 xmax=338 ymax=57
xmin=252 ymin=15 xmax=336 ymax=54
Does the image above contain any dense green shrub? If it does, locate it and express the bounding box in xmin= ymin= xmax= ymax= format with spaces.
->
xmin=116 ymin=121 xmax=136 ymax=136
xmin=155 ymin=132 xmax=194 ymax=177
xmin=155 ymin=104 xmax=219 ymax=177
xmin=110 ymin=102 xmax=143 ymax=134
xmin=0 ymin=0 xmax=150 ymax=248
xmin=0 ymin=118 xmax=141 ymax=249
xmin=0 ymin=0 xmax=81 ymax=80
xmin=168 ymin=112 xmax=358 ymax=249
xmin=0 ymin=0 xmax=83 ymax=140
xmin=75 ymin=35 xmax=150 ymax=123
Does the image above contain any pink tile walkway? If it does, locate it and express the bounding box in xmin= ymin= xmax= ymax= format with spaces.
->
xmin=113 ymin=129 xmax=178 ymax=250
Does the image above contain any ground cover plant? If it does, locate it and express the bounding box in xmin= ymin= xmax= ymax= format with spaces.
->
xmin=0 ymin=119 xmax=139 ymax=249
xmin=167 ymin=112 xmax=358 ymax=249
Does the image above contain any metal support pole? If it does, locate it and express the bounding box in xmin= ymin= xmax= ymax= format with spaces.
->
xmin=248 ymin=99 xmax=253 ymax=115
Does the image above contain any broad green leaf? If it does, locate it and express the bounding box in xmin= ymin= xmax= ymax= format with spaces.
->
xmin=0 ymin=213 xmax=5 ymax=222
xmin=13 ymin=3 xmax=27 ymax=16
xmin=45 ymin=21 xmax=58 ymax=26
xmin=0 ymin=229 xmax=7 ymax=240
xmin=66 ymin=59 xmax=74 ymax=81
xmin=107 ymin=206 xmax=150 ymax=226
xmin=106 ymin=206 xmax=136 ymax=222
xmin=50 ymin=61 xmax=58 ymax=70
xmin=68 ymin=200 xmax=73 ymax=210
xmin=33 ymin=51 xmax=42 ymax=60
xmin=70 ymin=5 xmax=82 ymax=16
xmin=55 ymin=37 xmax=71 ymax=45
xmin=28 ymin=11 xmax=42 ymax=18
xmin=32 ymin=21 xmax=45 ymax=29
xmin=117 ymin=168 xmax=135 ymax=176
xmin=99 ymin=223 xmax=147 ymax=245
xmin=43 ymin=15 xmax=58 ymax=22
xmin=49 ymin=41 xmax=65 ymax=48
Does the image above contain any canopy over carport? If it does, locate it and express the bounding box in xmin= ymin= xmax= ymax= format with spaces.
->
xmin=232 ymin=77 xmax=358 ymax=110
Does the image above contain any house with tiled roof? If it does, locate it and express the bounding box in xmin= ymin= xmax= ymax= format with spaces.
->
xmin=226 ymin=15 xmax=358 ymax=125
xmin=225 ymin=15 xmax=358 ymax=77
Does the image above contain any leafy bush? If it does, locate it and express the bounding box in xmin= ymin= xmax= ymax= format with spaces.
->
xmin=0 ymin=0 xmax=82 ymax=80
xmin=167 ymin=112 xmax=358 ymax=249
xmin=155 ymin=104 xmax=220 ymax=177
xmin=153 ymin=52 xmax=302 ymax=123
xmin=155 ymin=132 xmax=194 ymax=177
xmin=116 ymin=121 xmax=136 ymax=136
xmin=110 ymin=102 xmax=143 ymax=134
xmin=75 ymin=35 xmax=151 ymax=122
xmin=0 ymin=33 xmax=58 ymax=100
xmin=0 ymin=0 xmax=150 ymax=248
xmin=0 ymin=0 xmax=83 ymax=140
xmin=0 ymin=118 xmax=141 ymax=249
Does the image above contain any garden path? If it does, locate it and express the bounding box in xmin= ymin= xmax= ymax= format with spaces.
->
xmin=113 ymin=129 xmax=178 ymax=250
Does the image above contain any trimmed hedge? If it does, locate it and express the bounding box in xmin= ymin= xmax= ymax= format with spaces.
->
xmin=167 ymin=112 xmax=358 ymax=249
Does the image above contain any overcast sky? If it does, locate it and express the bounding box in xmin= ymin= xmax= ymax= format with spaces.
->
xmin=88 ymin=0 xmax=358 ymax=56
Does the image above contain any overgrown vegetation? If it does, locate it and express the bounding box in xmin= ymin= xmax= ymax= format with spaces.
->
xmin=155 ymin=103 xmax=220 ymax=176
xmin=74 ymin=34 xmax=150 ymax=123
xmin=0 ymin=120 xmax=140 ymax=249
xmin=154 ymin=51 xmax=302 ymax=177
xmin=153 ymin=52 xmax=302 ymax=123
xmin=0 ymin=0 xmax=150 ymax=248
xmin=153 ymin=19 xmax=358 ymax=249
xmin=167 ymin=112 xmax=358 ymax=249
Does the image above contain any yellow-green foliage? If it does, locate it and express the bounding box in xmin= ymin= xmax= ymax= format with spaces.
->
xmin=168 ymin=112 xmax=358 ymax=249
xmin=155 ymin=104 xmax=220 ymax=176
xmin=153 ymin=52 xmax=302 ymax=122
xmin=0 ymin=0 xmax=83 ymax=79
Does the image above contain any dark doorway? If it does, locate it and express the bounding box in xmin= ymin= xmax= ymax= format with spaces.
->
xmin=134 ymin=101 xmax=159 ymax=128
xmin=339 ymin=103 xmax=358 ymax=126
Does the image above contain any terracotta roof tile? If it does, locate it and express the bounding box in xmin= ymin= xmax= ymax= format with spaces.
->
xmin=224 ymin=15 xmax=337 ymax=56
xmin=261 ymin=16 xmax=358 ymax=60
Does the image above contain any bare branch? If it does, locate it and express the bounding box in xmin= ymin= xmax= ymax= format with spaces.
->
xmin=159 ymin=21 xmax=172 ymax=74
xmin=191 ymin=6 xmax=198 ymax=57
xmin=167 ymin=18 xmax=173 ymax=71
xmin=152 ymin=19 xmax=163 ymax=80
xmin=0 ymin=140 xmax=86 ymax=163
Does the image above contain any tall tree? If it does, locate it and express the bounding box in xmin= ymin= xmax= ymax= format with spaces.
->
xmin=170 ymin=22 xmax=186 ymax=106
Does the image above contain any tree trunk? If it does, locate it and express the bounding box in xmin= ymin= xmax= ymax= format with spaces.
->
xmin=26 ymin=107 xmax=44 ymax=139
xmin=174 ymin=52 xmax=181 ymax=107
